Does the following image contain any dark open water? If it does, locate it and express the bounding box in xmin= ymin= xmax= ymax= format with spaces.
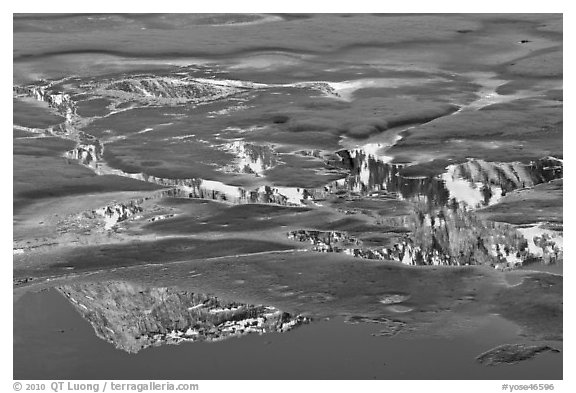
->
xmin=14 ymin=289 xmax=562 ymax=380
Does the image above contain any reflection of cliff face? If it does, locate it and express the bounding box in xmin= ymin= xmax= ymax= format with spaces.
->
xmin=326 ymin=150 xmax=563 ymax=210
xmin=62 ymin=139 xmax=306 ymax=208
xmin=288 ymin=206 xmax=561 ymax=267
xmin=160 ymin=184 xmax=306 ymax=206
xmin=27 ymin=77 xmax=564 ymax=213
xmin=15 ymin=78 xmax=563 ymax=268
xmin=97 ymin=76 xmax=248 ymax=104
xmin=63 ymin=142 xmax=307 ymax=208
xmin=16 ymin=79 xmax=308 ymax=208
xmin=406 ymin=206 xmax=530 ymax=266
xmin=302 ymin=150 xmax=563 ymax=267
xmin=442 ymin=158 xmax=563 ymax=209
xmin=319 ymin=150 xmax=451 ymax=206
xmin=57 ymin=282 xmax=309 ymax=353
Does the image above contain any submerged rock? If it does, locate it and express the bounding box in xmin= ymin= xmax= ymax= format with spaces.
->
xmin=379 ymin=294 xmax=411 ymax=305
xmin=345 ymin=315 xmax=407 ymax=337
xmin=476 ymin=344 xmax=560 ymax=366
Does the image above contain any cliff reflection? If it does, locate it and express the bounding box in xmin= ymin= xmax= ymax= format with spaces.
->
xmin=288 ymin=204 xmax=562 ymax=267
xmin=319 ymin=150 xmax=562 ymax=210
xmin=57 ymin=282 xmax=309 ymax=353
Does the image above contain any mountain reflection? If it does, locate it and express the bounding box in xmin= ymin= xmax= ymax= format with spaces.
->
xmin=57 ymin=282 xmax=309 ymax=353
xmin=288 ymin=205 xmax=562 ymax=267
xmin=320 ymin=150 xmax=562 ymax=210
xmin=289 ymin=152 xmax=563 ymax=268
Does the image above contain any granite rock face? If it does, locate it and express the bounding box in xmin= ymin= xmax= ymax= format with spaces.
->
xmin=57 ymin=281 xmax=309 ymax=353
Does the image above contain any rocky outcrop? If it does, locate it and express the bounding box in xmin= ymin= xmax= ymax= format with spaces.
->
xmin=14 ymin=84 xmax=77 ymax=121
xmin=65 ymin=143 xmax=103 ymax=168
xmin=89 ymin=200 xmax=144 ymax=230
xmin=57 ymin=281 xmax=310 ymax=353
xmin=345 ymin=316 xmax=407 ymax=337
xmin=287 ymin=230 xmax=360 ymax=252
xmin=287 ymin=205 xmax=557 ymax=267
xmin=476 ymin=344 xmax=560 ymax=366
xmin=219 ymin=140 xmax=278 ymax=176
